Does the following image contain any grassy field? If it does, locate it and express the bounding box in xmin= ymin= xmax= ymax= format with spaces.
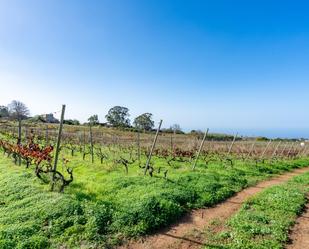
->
xmin=1 ymin=142 xmax=309 ymax=249
xmin=205 ymin=172 xmax=309 ymax=249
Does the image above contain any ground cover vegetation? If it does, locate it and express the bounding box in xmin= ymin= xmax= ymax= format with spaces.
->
xmin=0 ymin=101 xmax=308 ymax=248
xmin=204 ymin=172 xmax=309 ymax=249
xmin=0 ymin=122 xmax=308 ymax=249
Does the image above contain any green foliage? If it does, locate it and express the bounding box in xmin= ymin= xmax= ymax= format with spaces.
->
xmin=0 ymin=157 xmax=112 ymax=248
xmin=161 ymin=124 xmax=184 ymax=134
xmin=0 ymin=240 xmax=16 ymax=249
xmin=0 ymin=139 xmax=309 ymax=248
xmin=205 ymin=172 xmax=309 ymax=249
xmin=112 ymin=195 xmax=184 ymax=236
xmin=105 ymin=106 xmax=130 ymax=127
xmin=133 ymin=113 xmax=154 ymax=131
xmin=16 ymin=236 xmax=49 ymax=249
xmin=256 ymin=136 xmax=270 ymax=141
xmin=83 ymin=201 xmax=113 ymax=239
xmin=87 ymin=114 xmax=99 ymax=125
xmin=27 ymin=115 xmax=46 ymax=123
xmin=0 ymin=106 xmax=9 ymax=118
xmin=64 ymin=119 xmax=80 ymax=125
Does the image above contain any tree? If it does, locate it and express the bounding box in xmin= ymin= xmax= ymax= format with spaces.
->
xmin=162 ymin=124 xmax=184 ymax=134
xmin=8 ymin=100 xmax=29 ymax=165
xmin=0 ymin=106 xmax=9 ymax=118
xmin=133 ymin=113 xmax=154 ymax=131
xmin=170 ymin=124 xmax=182 ymax=133
xmin=105 ymin=106 xmax=130 ymax=127
xmin=8 ymin=100 xmax=29 ymax=120
xmin=88 ymin=115 xmax=99 ymax=125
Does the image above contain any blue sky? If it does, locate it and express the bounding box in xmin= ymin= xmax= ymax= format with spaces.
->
xmin=0 ymin=0 xmax=309 ymax=138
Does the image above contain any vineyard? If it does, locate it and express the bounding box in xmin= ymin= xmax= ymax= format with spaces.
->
xmin=2 ymin=0 xmax=309 ymax=248
xmin=0 ymin=120 xmax=309 ymax=249
xmin=204 ymin=171 xmax=309 ymax=249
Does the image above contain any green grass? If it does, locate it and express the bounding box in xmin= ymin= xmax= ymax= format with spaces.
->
xmin=0 ymin=146 xmax=309 ymax=248
xmin=205 ymin=172 xmax=309 ymax=249
xmin=0 ymin=156 xmax=115 ymax=249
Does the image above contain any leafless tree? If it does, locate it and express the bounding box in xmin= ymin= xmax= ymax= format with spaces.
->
xmin=8 ymin=100 xmax=29 ymax=121
xmin=8 ymin=100 xmax=30 ymax=163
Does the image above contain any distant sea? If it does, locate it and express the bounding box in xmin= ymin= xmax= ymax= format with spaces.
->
xmin=183 ymin=128 xmax=309 ymax=139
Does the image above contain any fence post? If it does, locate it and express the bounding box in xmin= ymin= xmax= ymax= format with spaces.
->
xmin=287 ymin=141 xmax=295 ymax=157
xmin=246 ymin=141 xmax=256 ymax=160
xmin=192 ymin=128 xmax=209 ymax=170
xmin=170 ymin=129 xmax=176 ymax=152
xmin=45 ymin=124 xmax=49 ymax=145
xmin=144 ymin=120 xmax=163 ymax=175
xmin=280 ymin=142 xmax=288 ymax=157
xmin=83 ymin=127 xmax=86 ymax=159
xmin=25 ymin=126 xmax=27 ymax=141
xmin=301 ymin=145 xmax=308 ymax=157
xmin=17 ymin=119 xmax=22 ymax=165
xmin=227 ymin=132 xmax=238 ymax=156
xmin=137 ymin=130 xmax=141 ymax=166
xmin=271 ymin=141 xmax=282 ymax=158
xmin=89 ymin=123 xmax=94 ymax=163
xmin=292 ymin=142 xmax=300 ymax=154
xmin=51 ymin=105 xmax=65 ymax=190
xmin=260 ymin=140 xmax=272 ymax=159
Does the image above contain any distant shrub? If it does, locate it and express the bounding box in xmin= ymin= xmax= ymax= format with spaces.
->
xmin=256 ymin=136 xmax=269 ymax=141
xmin=63 ymin=119 xmax=80 ymax=125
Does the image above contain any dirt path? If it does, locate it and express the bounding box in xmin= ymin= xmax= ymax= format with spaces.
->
xmin=286 ymin=194 xmax=309 ymax=249
xmin=118 ymin=167 xmax=309 ymax=249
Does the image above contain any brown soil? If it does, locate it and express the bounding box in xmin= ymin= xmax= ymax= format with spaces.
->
xmin=118 ymin=167 xmax=309 ymax=249
xmin=286 ymin=195 xmax=309 ymax=249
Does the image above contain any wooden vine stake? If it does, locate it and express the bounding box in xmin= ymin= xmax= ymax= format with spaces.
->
xmin=287 ymin=141 xmax=295 ymax=157
xmin=170 ymin=129 xmax=176 ymax=152
xmin=144 ymin=120 xmax=163 ymax=175
xmin=192 ymin=128 xmax=209 ymax=170
xmin=83 ymin=127 xmax=86 ymax=159
xmin=246 ymin=141 xmax=256 ymax=160
xmin=89 ymin=123 xmax=94 ymax=163
xmin=271 ymin=141 xmax=282 ymax=158
xmin=301 ymin=144 xmax=308 ymax=157
xmin=51 ymin=104 xmax=66 ymax=190
xmin=227 ymin=132 xmax=238 ymax=156
xmin=45 ymin=124 xmax=49 ymax=145
xmin=260 ymin=139 xmax=272 ymax=159
xmin=136 ymin=130 xmax=141 ymax=166
xmin=17 ymin=119 xmax=22 ymax=165
xmin=280 ymin=142 xmax=288 ymax=157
